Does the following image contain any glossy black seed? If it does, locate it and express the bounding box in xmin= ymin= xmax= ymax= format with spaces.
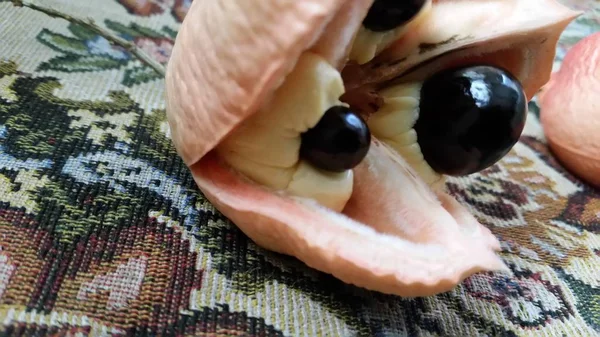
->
xmin=363 ymin=0 xmax=426 ymax=32
xmin=300 ymin=106 xmax=371 ymax=172
xmin=414 ymin=65 xmax=527 ymax=176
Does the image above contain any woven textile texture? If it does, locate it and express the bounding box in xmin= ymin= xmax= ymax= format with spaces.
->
xmin=0 ymin=0 xmax=599 ymax=336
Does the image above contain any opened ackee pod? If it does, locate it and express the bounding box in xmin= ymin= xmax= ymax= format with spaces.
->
xmin=165 ymin=0 xmax=578 ymax=296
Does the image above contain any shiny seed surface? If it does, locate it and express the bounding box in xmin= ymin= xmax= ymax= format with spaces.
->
xmin=363 ymin=0 xmax=426 ymax=32
xmin=300 ymin=106 xmax=371 ymax=172
xmin=414 ymin=65 xmax=527 ymax=176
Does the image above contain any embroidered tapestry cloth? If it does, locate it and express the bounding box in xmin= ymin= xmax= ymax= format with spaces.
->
xmin=0 ymin=0 xmax=598 ymax=336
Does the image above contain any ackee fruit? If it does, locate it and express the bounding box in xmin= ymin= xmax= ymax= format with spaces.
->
xmin=165 ymin=0 xmax=579 ymax=297
xmin=539 ymin=32 xmax=600 ymax=188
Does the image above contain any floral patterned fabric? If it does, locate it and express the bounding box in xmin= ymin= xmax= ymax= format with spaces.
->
xmin=0 ymin=0 xmax=598 ymax=336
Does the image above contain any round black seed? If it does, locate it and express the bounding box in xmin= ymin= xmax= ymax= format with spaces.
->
xmin=363 ymin=0 xmax=426 ymax=32
xmin=414 ymin=65 xmax=527 ymax=176
xmin=300 ymin=106 xmax=371 ymax=172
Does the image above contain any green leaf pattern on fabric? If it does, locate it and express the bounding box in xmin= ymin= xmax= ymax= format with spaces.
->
xmin=0 ymin=0 xmax=597 ymax=336
xmin=35 ymin=20 xmax=172 ymax=87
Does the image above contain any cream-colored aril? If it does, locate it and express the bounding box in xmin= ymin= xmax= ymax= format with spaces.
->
xmin=367 ymin=83 xmax=443 ymax=187
xmin=350 ymin=26 xmax=411 ymax=65
xmin=348 ymin=1 xmax=432 ymax=65
xmin=215 ymin=52 xmax=354 ymax=212
xmin=217 ymin=51 xmax=444 ymax=211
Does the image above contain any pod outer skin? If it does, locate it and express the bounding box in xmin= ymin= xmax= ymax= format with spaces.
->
xmin=539 ymin=32 xmax=600 ymax=188
xmin=165 ymin=0 xmax=360 ymax=167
